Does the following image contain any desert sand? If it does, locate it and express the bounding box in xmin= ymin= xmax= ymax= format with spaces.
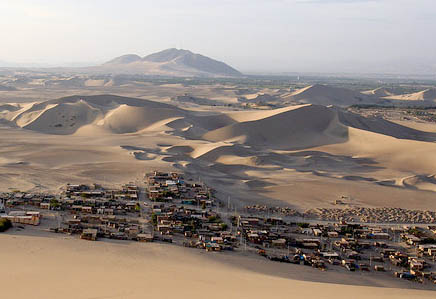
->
xmin=2 ymin=94 xmax=436 ymax=212
xmin=1 ymin=230 xmax=435 ymax=299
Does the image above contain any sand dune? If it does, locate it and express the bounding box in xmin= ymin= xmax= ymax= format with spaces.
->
xmin=385 ymin=88 xmax=436 ymax=102
xmin=203 ymin=105 xmax=348 ymax=150
xmin=6 ymin=95 xmax=187 ymax=135
xmin=238 ymin=93 xmax=279 ymax=103
xmin=0 ymin=103 xmax=20 ymax=112
xmin=361 ymin=87 xmax=394 ymax=97
xmin=102 ymin=104 xmax=185 ymax=133
xmin=4 ymin=94 xmax=435 ymax=148
xmin=3 ymin=93 xmax=436 ymax=203
xmin=2 ymin=233 xmax=435 ymax=299
xmin=282 ymin=84 xmax=375 ymax=107
xmin=402 ymin=174 xmax=436 ymax=192
xmin=337 ymin=108 xmax=436 ymax=141
xmin=22 ymin=101 xmax=101 ymax=134
xmin=0 ymin=118 xmax=18 ymax=128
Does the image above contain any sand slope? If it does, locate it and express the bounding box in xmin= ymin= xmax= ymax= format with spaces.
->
xmin=203 ymin=105 xmax=348 ymax=150
xmin=2 ymin=233 xmax=435 ymax=299
xmin=385 ymin=88 xmax=436 ymax=102
xmin=282 ymin=84 xmax=375 ymax=107
xmin=361 ymin=87 xmax=394 ymax=97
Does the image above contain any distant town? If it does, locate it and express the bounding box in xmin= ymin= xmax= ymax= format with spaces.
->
xmin=1 ymin=170 xmax=436 ymax=287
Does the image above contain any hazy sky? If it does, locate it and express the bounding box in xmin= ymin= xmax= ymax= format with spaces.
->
xmin=1 ymin=0 xmax=435 ymax=74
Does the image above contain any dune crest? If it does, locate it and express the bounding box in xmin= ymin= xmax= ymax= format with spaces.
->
xmin=385 ymin=88 xmax=436 ymax=102
xmin=282 ymin=84 xmax=374 ymax=107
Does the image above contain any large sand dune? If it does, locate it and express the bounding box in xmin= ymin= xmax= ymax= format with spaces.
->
xmin=282 ymin=84 xmax=376 ymax=107
xmin=385 ymin=88 xmax=436 ymax=102
xmin=203 ymin=104 xmax=348 ymax=150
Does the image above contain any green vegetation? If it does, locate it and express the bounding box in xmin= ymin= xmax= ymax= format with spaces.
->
xmin=0 ymin=218 xmax=12 ymax=232
xmin=220 ymin=223 xmax=228 ymax=231
xmin=50 ymin=198 xmax=60 ymax=209
xmin=297 ymin=222 xmax=310 ymax=228
xmin=407 ymin=227 xmax=424 ymax=237
xmin=208 ymin=216 xmax=217 ymax=223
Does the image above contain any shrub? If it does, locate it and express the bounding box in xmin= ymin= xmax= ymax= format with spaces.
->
xmin=0 ymin=218 xmax=12 ymax=232
xmin=297 ymin=222 xmax=309 ymax=228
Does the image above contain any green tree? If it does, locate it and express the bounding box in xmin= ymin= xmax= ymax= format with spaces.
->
xmin=0 ymin=218 xmax=12 ymax=232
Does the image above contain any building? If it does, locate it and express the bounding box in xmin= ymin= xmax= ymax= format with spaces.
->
xmin=2 ymin=211 xmax=40 ymax=226
xmin=81 ymin=229 xmax=98 ymax=241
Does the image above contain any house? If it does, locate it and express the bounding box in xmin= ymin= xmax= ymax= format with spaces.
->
xmin=157 ymin=224 xmax=172 ymax=234
xmin=409 ymin=260 xmax=424 ymax=271
xmin=327 ymin=231 xmax=339 ymax=238
xmin=211 ymin=236 xmax=224 ymax=244
xmin=40 ymin=202 xmax=51 ymax=210
xmin=3 ymin=211 xmax=40 ymax=225
xmin=137 ymin=233 xmax=154 ymax=242
xmin=81 ymin=206 xmax=93 ymax=214
xmin=81 ymin=229 xmax=98 ymax=241
xmin=312 ymin=228 xmax=323 ymax=236
xmin=369 ymin=232 xmax=390 ymax=240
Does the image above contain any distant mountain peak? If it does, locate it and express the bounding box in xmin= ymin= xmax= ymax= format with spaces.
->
xmin=143 ymin=48 xmax=192 ymax=62
xmin=102 ymin=48 xmax=241 ymax=77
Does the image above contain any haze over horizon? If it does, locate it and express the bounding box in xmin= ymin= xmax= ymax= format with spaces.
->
xmin=1 ymin=0 xmax=435 ymax=75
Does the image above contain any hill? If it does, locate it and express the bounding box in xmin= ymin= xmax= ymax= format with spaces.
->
xmin=101 ymin=48 xmax=242 ymax=77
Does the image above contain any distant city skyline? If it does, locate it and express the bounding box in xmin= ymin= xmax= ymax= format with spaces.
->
xmin=1 ymin=0 xmax=435 ymax=74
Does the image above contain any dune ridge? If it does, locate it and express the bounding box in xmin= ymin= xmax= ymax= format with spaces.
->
xmin=282 ymin=84 xmax=375 ymax=107
xmin=3 ymin=95 xmax=436 ymax=145
xmin=385 ymin=88 xmax=436 ymax=102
